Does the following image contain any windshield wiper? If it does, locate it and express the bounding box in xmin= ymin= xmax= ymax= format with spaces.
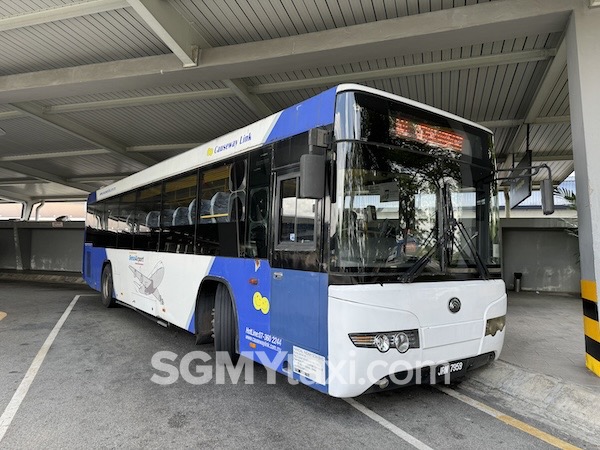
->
xmin=400 ymin=183 xmax=490 ymax=283
xmin=399 ymin=220 xmax=455 ymax=283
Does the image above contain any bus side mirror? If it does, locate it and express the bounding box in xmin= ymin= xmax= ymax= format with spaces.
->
xmin=540 ymin=178 xmax=555 ymax=215
xmin=300 ymin=153 xmax=326 ymax=199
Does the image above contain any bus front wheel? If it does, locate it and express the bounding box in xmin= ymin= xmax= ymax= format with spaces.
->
xmin=101 ymin=264 xmax=117 ymax=308
xmin=214 ymin=284 xmax=238 ymax=364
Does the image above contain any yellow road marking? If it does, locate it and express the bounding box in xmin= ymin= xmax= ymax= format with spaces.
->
xmin=437 ymin=386 xmax=581 ymax=450
xmin=0 ymin=312 xmax=6 ymax=321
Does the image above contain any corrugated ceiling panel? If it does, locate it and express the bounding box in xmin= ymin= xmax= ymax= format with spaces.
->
xmin=517 ymin=123 xmax=571 ymax=155
xmin=0 ymin=0 xmax=83 ymax=18
xmin=173 ymin=0 xmax=495 ymax=47
xmin=0 ymin=117 xmax=98 ymax=157
xmin=23 ymin=153 xmax=146 ymax=178
xmin=0 ymin=8 xmax=169 ymax=75
xmin=539 ymin=65 xmax=569 ymax=118
xmin=535 ymin=160 xmax=573 ymax=185
xmin=247 ymin=32 xmax=558 ymax=125
xmin=61 ymin=97 xmax=258 ymax=146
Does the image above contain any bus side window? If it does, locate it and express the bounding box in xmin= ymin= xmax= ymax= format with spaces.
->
xmin=117 ymin=192 xmax=136 ymax=250
xmin=162 ymin=172 xmax=197 ymax=253
xmin=278 ymin=177 xmax=316 ymax=245
xmin=246 ymin=149 xmax=271 ymax=258
xmin=104 ymin=197 xmax=119 ymax=249
xmin=135 ymin=184 xmax=162 ymax=251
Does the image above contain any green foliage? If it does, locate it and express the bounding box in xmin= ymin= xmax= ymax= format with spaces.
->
xmin=554 ymin=187 xmax=576 ymax=210
xmin=554 ymin=187 xmax=578 ymax=239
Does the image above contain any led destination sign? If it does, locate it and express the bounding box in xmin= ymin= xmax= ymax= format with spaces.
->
xmin=392 ymin=118 xmax=464 ymax=153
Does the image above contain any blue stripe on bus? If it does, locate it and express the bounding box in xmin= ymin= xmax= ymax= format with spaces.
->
xmin=87 ymin=192 xmax=97 ymax=204
xmin=265 ymin=87 xmax=337 ymax=143
xmin=83 ymin=246 xmax=107 ymax=291
xmin=206 ymin=257 xmax=329 ymax=391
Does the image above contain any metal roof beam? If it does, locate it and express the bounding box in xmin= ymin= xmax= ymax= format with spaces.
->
xmin=8 ymin=102 xmax=155 ymax=167
xmin=480 ymin=115 xmax=571 ymax=129
xmin=125 ymin=0 xmax=207 ymax=67
xmin=0 ymin=149 xmax=109 ymax=161
xmin=0 ymin=161 xmax=96 ymax=192
xmin=498 ymin=151 xmax=573 ymax=163
xmin=252 ymin=49 xmax=556 ymax=94
xmin=127 ymin=143 xmax=200 ymax=152
xmin=0 ymin=111 xmax=26 ymax=120
xmin=223 ymin=79 xmax=273 ymax=117
xmin=0 ymin=178 xmax=47 ymax=185
xmin=0 ymin=0 xmax=128 ymax=32
xmin=44 ymin=90 xmax=232 ymax=114
xmin=0 ymin=189 xmax=31 ymax=203
xmin=0 ymin=0 xmax=574 ymax=103
xmin=36 ymin=49 xmax=554 ymax=114
xmin=68 ymin=174 xmax=131 ymax=183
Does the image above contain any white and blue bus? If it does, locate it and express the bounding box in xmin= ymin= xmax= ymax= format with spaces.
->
xmin=83 ymin=84 xmax=506 ymax=397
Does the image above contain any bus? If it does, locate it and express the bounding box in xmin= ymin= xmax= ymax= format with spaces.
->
xmin=83 ymin=84 xmax=506 ymax=397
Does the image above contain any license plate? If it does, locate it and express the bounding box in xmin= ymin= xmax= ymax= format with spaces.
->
xmin=437 ymin=361 xmax=464 ymax=377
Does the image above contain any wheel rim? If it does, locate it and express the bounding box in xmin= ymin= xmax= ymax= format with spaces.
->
xmin=102 ymin=271 xmax=110 ymax=299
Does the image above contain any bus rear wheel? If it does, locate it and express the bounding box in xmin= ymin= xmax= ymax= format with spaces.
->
xmin=214 ymin=284 xmax=238 ymax=364
xmin=101 ymin=264 xmax=117 ymax=308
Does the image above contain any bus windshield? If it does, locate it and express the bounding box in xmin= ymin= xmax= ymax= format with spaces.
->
xmin=331 ymin=91 xmax=499 ymax=281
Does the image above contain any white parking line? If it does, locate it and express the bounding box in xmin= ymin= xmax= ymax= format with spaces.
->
xmin=0 ymin=295 xmax=89 ymax=443
xmin=436 ymin=386 xmax=581 ymax=450
xmin=344 ymin=398 xmax=433 ymax=450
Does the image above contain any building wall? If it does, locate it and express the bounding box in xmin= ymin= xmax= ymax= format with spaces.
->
xmin=0 ymin=219 xmax=582 ymax=294
xmin=501 ymin=218 xmax=580 ymax=294
xmin=0 ymin=221 xmax=84 ymax=272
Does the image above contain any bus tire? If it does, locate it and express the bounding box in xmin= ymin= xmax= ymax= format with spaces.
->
xmin=101 ymin=264 xmax=117 ymax=308
xmin=214 ymin=284 xmax=238 ymax=364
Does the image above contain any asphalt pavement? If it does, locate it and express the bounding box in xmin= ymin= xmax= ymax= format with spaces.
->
xmin=0 ymin=280 xmax=596 ymax=449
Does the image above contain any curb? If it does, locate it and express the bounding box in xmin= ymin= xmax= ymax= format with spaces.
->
xmin=460 ymin=360 xmax=600 ymax=446
xmin=0 ymin=272 xmax=86 ymax=285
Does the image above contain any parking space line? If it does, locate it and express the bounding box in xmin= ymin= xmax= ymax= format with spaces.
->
xmin=0 ymin=294 xmax=90 ymax=443
xmin=344 ymin=398 xmax=433 ymax=450
xmin=436 ymin=386 xmax=580 ymax=450
xmin=0 ymin=312 xmax=6 ymax=321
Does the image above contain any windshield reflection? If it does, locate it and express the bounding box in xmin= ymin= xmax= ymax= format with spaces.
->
xmin=331 ymin=142 xmax=498 ymax=280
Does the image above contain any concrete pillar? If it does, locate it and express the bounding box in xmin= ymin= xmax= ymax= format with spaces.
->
xmin=566 ymin=3 xmax=600 ymax=376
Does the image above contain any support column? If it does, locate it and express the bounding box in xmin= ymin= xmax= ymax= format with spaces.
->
xmin=566 ymin=3 xmax=600 ymax=376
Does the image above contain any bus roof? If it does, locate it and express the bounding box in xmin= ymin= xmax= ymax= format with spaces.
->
xmin=92 ymin=84 xmax=491 ymax=203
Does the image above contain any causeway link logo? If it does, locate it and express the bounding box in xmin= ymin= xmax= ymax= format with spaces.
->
xmin=207 ymin=147 xmax=214 ymax=156
xmin=253 ymin=292 xmax=270 ymax=315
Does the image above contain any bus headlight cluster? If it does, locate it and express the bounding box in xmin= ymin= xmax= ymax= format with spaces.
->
xmin=485 ymin=315 xmax=506 ymax=336
xmin=373 ymin=334 xmax=390 ymax=352
xmin=349 ymin=330 xmax=419 ymax=353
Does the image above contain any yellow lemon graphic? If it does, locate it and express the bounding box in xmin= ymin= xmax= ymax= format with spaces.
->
xmin=207 ymin=147 xmax=214 ymax=156
xmin=253 ymin=292 xmax=270 ymax=315
xmin=253 ymin=292 xmax=262 ymax=310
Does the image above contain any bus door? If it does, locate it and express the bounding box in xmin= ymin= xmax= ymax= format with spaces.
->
xmin=270 ymin=171 xmax=328 ymax=358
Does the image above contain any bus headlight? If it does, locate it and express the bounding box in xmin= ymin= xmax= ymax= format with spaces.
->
xmin=485 ymin=315 xmax=506 ymax=336
xmin=349 ymin=329 xmax=420 ymax=351
xmin=394 ymin=332 xmax=410 ymax=353
xmin=373 ymin=334 xmax=390 ymax=352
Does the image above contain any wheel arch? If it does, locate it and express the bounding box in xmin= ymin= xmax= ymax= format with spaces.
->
xmin=195 ymin=276 xmax=240 ymax=350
